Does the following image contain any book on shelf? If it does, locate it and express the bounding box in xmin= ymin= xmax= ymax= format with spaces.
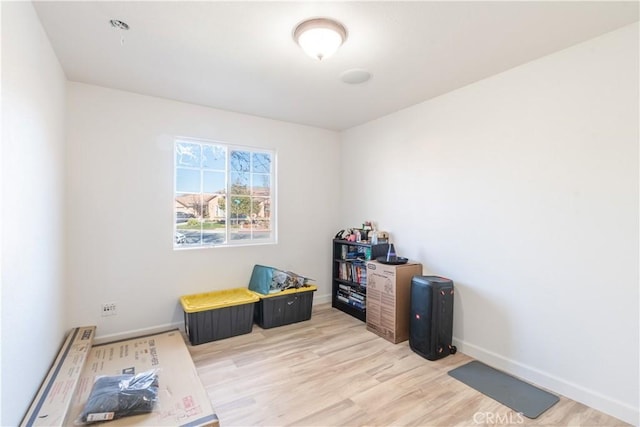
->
xmin=351 ymin=261 xmax=367 ymax=285
xmin=338 ymin=261 xmax=348 ymax=281
xmin=337 ymin=255 xmax=372 ymax=285
xmin=349 ymin=291 xmax=365 ymax=302
xmin=337 ymin=293 xmax=350 ymax=304
xmin=337 ymin=242 xmax=374 ymax=261
xmin=336 ymin=285 xmax=367 ymax=309
xmin=338 ymin=283 xmax=351 ymax=292
xmin=347 ymin=298 xmax=365 ymax=310
xmin=345 ymin=251 xmax=360 ymax=260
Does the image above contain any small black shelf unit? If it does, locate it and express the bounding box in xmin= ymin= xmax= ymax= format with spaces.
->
xmin=332 ymin=238 xmax=389 ymax=321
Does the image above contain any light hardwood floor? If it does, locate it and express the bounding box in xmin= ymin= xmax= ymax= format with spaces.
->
xmin=188 ymin=304 xmax=628 ymax=427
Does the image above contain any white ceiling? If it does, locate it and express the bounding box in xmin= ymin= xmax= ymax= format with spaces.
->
xmin=33 ymin=1 xmax=638 ymax=131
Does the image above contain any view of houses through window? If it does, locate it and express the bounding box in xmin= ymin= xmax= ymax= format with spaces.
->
xmin=174 ymin=139 xmax=275 ymax=248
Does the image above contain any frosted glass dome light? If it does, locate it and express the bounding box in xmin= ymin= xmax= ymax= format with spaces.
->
xmin=294 ymin=18 xmax=347 ymax=61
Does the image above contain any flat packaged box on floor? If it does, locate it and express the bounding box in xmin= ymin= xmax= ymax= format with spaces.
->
xmin=21 ymin=326 xmax=96 ymax=427
xmin=66 ymin=330 xmax=218 ymax=426
xmin=253 ymin=285 xmax=317 ymax=328
xmin=366 ymin=260 xmax=422 ymax=343
xmin=180 ymin=288 xmax=259 ymax=345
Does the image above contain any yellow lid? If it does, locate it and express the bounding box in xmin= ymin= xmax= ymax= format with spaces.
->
xmin=180 ymin=288 xmax=260 ymax=313
xmin=254 ymin=284 xmax=317 ymax=299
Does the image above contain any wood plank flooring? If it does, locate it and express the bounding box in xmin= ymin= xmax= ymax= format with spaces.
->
xmin=188 ymin=304 xmax=628 ymax=426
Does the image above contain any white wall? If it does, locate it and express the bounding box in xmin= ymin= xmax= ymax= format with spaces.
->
xmin=1 ymin=2 xmax=68 ymax=425
xmin=65 ymin=83 xmax=340 ymax=340
xmin=340 ymin=23 xmax=639 ymax=425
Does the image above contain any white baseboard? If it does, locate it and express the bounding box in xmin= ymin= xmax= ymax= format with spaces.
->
xmin=94 ymin=293 xmax=332 ymax=344
xmin=453 ymin=338 xmax=639 ymax=426
xmin=94 ymin=321 xmax=184 ymax=345
xmin=96 ymin=294 xmax=332 ymax=345
xmin=313 ymin=292 xmax=331 ymax=305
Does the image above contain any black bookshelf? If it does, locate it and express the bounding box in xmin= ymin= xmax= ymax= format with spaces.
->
xmin=331 ymin=239 xmax=389 ymax=321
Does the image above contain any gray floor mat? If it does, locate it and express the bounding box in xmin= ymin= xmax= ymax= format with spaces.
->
xmin=448 ymin=360 xmax=559 ymax=419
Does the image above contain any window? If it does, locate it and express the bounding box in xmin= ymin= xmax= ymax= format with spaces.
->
xmin=174 ymin=139 xmax=276 ymax=248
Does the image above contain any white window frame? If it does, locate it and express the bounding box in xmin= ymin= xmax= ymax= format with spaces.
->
xmin=173 ymin=137 xmax=277 ymax=249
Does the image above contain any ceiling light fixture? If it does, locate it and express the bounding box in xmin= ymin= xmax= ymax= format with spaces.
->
xmin=293 ymin=18 xmax=347 ymax=61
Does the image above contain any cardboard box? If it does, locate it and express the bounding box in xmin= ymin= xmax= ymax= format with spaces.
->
xmin=21 ymin=326 xmax=96 ymax=427
xmin=65 ymin=330 xmax=218 ymax=426
xmin=366 ymin=261 xmax=422 ymax=343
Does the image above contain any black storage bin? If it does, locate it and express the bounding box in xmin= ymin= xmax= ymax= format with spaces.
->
xmin=254 ymin=285 xmax=317 ymax=329
xmin=180 ymin=288 xmax=259 ymax=345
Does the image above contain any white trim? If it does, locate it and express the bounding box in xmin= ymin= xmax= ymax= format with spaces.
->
xmin=453 ymin=338 xmax=639 ymax=425
xmin=94 ymin=321 xmax=184 ymax=345
xmin=313 ymin=293 xmax=332 ymax=305
xmin=96 ymin=295 xmax=330 ymax=344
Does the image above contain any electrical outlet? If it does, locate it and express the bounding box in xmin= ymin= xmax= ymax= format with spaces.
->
xmin=101 ymin=302 xmax=117 ymax=317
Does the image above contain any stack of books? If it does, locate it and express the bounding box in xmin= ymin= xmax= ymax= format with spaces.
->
xmin=337 ymin=260 xmax=368 ymax=285
xmin=336 ymin=283 xmax=366 ymax=310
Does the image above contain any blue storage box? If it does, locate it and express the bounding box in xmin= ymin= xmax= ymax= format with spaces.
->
xmin=249 ymin=264 xmax=311 ymax=295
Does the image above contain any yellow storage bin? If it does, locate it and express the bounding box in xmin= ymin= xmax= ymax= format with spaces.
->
xmin=180 ymin=288 xmax=259 ymax=312
xmin=180 ymin=288 xmax=259 ymax=345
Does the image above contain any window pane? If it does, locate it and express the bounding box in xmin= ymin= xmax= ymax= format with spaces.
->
xmin=175 ymin=194 xmax=200 ymax=218
xmin=252 ymin=220 xmax=271 ymax=240
xmin=229 ymin=195 xmax=250 ymax=242
xmin=230 ymin=151 xmax=250 ymax=172
xmin=203 ymin=171 xmax=225 ymax=194
xmin=175 ymin=194 xmax=192 ymax=218
xmin=203 ymin=194 xmax=226 ymax=222
xmin=176 ymin=168 xmax=201 ymax=193
xmin=201 ymin=220 xmax=225 ymax=245
xmin=199 ymin=194 xmax=217 ymax=220
xmin=201 ymin=194 xmax=226 ymax=245
xmin=202 ymin=145 xmax=226 ymax=170
xmin=251 ymin=197 xmax=270 ymax=221
xmin=175 ymin=230 xmax=202 ymax=246
xmin=176 ymin=142 xmax=201 ymax=167
xmin=251 ymin=174 xmax=270 ymax=196
xmin=230 ymin=196 xmax=250 ymax=224
xmin=252 ymin=153 xmax=271 ymax=173
xmin=188 ymin=232 xmax=203 ymax=246
xmin=230 ymin=230 xmax=249 ymax=241
xmin=230 ymin=172 xmax=249 ymax=191
xmin=175 ymin=194 xmax=202 ymax=247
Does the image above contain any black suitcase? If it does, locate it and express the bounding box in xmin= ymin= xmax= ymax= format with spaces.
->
xmin=410 ymin=276 xmax=457 ymax=360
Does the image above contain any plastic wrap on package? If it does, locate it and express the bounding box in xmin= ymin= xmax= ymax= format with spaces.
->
xmin=77 ymin=370 xmax=159 ymax=424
